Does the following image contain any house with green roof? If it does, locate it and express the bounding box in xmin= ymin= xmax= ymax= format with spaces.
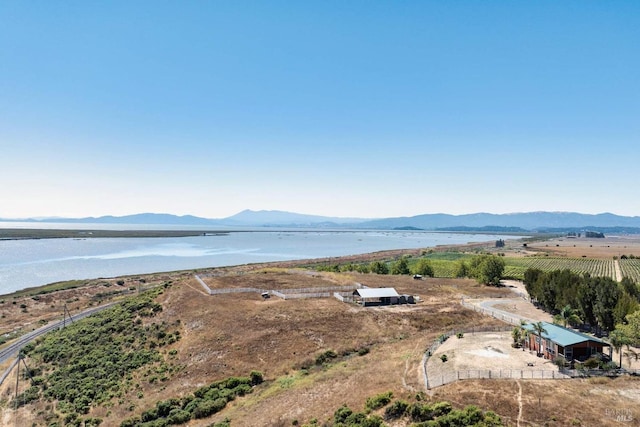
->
xmin=523 ymin=321 xmax=610 ymax=363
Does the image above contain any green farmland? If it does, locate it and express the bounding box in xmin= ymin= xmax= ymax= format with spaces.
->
xmin=620 ymin=258 xmax=640 ymax=283
xmin=316 ymin=251 xmax=640 ymax=284
xmin=421 ymin=253 xmax=627 ymax=282
xmin=503 ymin=257 xmax=616 ymax=280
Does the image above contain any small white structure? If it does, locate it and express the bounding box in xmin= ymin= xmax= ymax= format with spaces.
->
xmin=353 ymin=287 xmax=400 ymax=306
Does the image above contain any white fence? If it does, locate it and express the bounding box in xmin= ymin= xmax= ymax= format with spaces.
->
xmin=209 ymin=287 xmax=267 ymax=295
xmin=460 ymin=299 xmax=524 ymax=326
xmin=194 ymin=275 xmax=212 ymax=293
xmin=334 ymin=292 xmax=355 ymax=303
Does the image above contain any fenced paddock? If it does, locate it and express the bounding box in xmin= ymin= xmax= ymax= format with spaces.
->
xmin=334 ymin=292 xmax=355 ymax=303
xmin=266 ymin=284 xmax=365 ymax=300
xmin=422 ymin=323 xmax=637 ymax=390
xmin=423 ymin=326 xmax=514 ymax=389
xmin=194 ymin=275 xmax=363 ymax=300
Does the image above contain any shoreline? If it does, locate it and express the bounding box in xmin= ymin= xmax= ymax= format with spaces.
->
xmin=0 ymin=227 xmax=533 ymax=241
xmin=0 ymin=238 xmax=518 ymax=299
xmin=0 ymin=229 xmax=537 ymax=297
xmin=0 ymin=228 xmax=232 ymax=240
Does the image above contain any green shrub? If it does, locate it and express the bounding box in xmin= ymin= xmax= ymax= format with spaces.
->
xmin=120 ymin=416 xmax=142 ymax=427
xmin=431 ymin=401 xmax=452 ymax=417
xmin=250 ymin=370 xmax=264 ymax=385
xmin=142 ymin=408 xmax=160 ymax=422
xmin=357 ymin=347 xmax=370 ymax=356
xmin=583 ymin=357 xmax=600 ymax=369
xmin=23 ymin=289 xmax=175 ymax=415
xmin=407 ymin=403 xmax=435 ymax=422
xmin=334 ymin=404 xmax=354 ymax=423
xmin=14 ymin=385 xmax=41 ymax=407
xmin=315 ymin=350 xmax=338 ymax=365
xmin=384 ymin=400 xmax=409 ymax=419
xmin=193 ymin=398 xmax=227 ymax=419
xmin=167 ymin=408 xmax=191 ymax=424
xmin=365 ymin=391 xmax=393 ymax=411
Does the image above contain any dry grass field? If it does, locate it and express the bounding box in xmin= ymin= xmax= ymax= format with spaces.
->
xmin=524 ymin=235 xmax=640 ymax=260
xmin=132 ymin=272 xmax=509 ymax=426
xmin=2 ymin=237 xmax=640 ymax=426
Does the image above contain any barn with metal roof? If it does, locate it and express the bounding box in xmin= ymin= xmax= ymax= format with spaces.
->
xmin=353 ymin=288 xmax=400 ymax=306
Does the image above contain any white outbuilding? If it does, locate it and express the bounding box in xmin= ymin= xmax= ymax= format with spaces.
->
xmin=353 ymin=287 xmax=401 ymax=306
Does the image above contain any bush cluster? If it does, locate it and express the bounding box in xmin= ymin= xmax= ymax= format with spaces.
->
xmin=332 ymin=404 xmax=385 ymax=427
xmin=310 ymin=398 xmax=502 ymax=427
xmin=16 ymin=289 xmax=180 ymax=422
xmin=365 ymin=391 xmax=393 ymax=411
xmin=120 ymin=373 xmax=263 ymax=427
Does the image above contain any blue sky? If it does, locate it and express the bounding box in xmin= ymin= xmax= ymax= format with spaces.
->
xmin=1 ymin=1 xmax=638 ymax=219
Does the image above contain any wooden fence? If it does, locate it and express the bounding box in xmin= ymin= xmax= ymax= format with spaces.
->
xmin=429 ymin=367 xmax=639 ymax=390
xmin=428 ymin=369 xmax=569 ymax=388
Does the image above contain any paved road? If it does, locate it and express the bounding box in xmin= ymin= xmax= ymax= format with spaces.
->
xmin=0 ymin=302 xmax=119 ymax=385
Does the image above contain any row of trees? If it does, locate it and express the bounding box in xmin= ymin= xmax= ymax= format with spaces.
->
xmin=317 ymin=253 xmax=506 ymax=286
xmin=523 ymin=269 xmax=639 ymax=332
xmin=319 ymin=257 xmax=437 ymax=277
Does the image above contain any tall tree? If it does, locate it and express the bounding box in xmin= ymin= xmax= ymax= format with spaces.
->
xmin=531 ymin=321 xmax=548 ymax=357
xmin=616 ymin=310 xmax=640 ymax=345
xmin=609 ymin=329 xmax=631 ymax=368
xmin=523 ymin=268 xmax=542 ymax=298
xmin=454 ymin=260 xmax=469 ymax=278
xmin=577 ymin=279 xmax=597 ymax=327
xmin=530 ymin=321 xmax=548 ymax=357
xmin=593 ymin=277 xmax=622 ymax=331
xmin=470 ymin=254 xmax=505 ymax=286
xmin=614 ymin=292 xmax=640 ymax=326
xmin=555 ymin=305 xmax=581 ymax=328
xmin=518 ymin=320 xmax=529 ymax=351
xmin=412 ymin=258 xmax=434 ymax=277
xmin=369 ymin=261 xmax=389 ymax=275
xmin=620 ymin=277 xmax=640 ymax=300
xmin=391 ymin=257 xmax=410 ymax=275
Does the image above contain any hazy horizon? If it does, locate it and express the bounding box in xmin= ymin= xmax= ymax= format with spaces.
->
xmin=2 ymin=208 xmax=639 ymax=223
xmin=2 ymin=2 xmax=638 ymax=219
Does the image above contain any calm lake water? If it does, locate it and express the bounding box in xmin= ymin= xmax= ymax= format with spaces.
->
xmin=0 ymin=228 xmax=521 ymax=294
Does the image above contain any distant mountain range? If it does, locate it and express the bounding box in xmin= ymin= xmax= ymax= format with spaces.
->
xmin=3 ymin=210 xmax=640 ymax=233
